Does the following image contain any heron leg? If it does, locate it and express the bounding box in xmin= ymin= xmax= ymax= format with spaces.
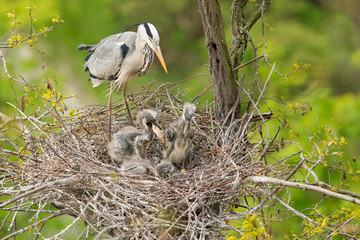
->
xmin=122 ymin=81 xmax=134 ymax=125
xmin=108 ymin=84 xmax=113 ymax=141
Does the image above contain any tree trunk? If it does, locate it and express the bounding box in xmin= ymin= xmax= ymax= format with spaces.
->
xmin=198 ymin=0 xmax=239 ymax=123
xmin=198 ymin=0 xmax=271 ymax=123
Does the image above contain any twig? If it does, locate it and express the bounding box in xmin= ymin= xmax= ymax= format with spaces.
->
xmin=233 ymin=54 xmax=268 ymax=71
xmin=1 ymin=211 xmax=67 ymax=240
xmin=0 ymin=51 xmax=25 ymax=86
xmin=0 ymin=176 xmax=79 ymax=208
xmin=46 ymin=216 xmax=82 ymax=240
xmin=191 ymin=83 xmax=213 ymax=103
xmin=246 ymin=176 xmax=360 ymax=205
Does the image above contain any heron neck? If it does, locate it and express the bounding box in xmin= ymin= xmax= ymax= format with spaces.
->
xmin=142 ymin=130 xmax=153 ymax=141
xmin=135 ymin=33 xmax=147 ymax=53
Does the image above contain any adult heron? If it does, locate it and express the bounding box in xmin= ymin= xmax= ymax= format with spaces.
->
xmin=77 ymin=22 xmax=168 ymax=131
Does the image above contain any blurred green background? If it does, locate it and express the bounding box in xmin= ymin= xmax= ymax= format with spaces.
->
xmin=1 ymin=0 xmax=360 ymax=239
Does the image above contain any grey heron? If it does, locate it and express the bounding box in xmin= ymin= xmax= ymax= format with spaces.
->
xmin=108 ymin=109 xmax=163 ymax=165
xmin=77 ymin=22 xmax=168 ymax=131
xmin=164 ymin=103 xmax=196 ymax=168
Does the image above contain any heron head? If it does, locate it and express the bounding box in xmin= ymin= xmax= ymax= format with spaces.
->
xmin=138 ymin=22 xmax=168 ymax=73
xmin=137 ymin=109 xmax=164 ymax=142
xmin=182 ymin=103 xmax=196 ymax=136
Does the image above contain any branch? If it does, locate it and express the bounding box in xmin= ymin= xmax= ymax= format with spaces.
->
xmin=0 ymin=50 xmax=25 ymax=86
xmin=274 ymin=197 xmax=358 ymax=239
xmin=0 ymin=176 xmax=79 ymax=208
xmin=46 ymin=216 xmax=82 ymax=240
xmin=273 ymin=196 xmax=317 ymax=226
xmin=230 ymin=0 xmax=247 ymax=68
xmin=1 ymin=210 xmax=67 ymax=240
xmin=233 ymin=54 xmax=268 ymax=71
xmin=230 ymin=0 xmax=271 ymax=68
xmin=246 ymin=176 xmax=360 ymax=205
xmin=244 ymin=0 xmax=271 ymax=31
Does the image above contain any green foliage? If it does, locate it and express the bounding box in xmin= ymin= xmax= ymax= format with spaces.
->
xmin=1 ymin=4 xmax=63 ymax=48
xmin=226 ymin=214 xmax=269 ymax=240
xmin=1 ymin=0 xmax=360 ymax=239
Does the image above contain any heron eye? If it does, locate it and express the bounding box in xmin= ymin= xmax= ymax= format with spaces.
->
xmin=146 ymin=122 xmax=152 ymax=128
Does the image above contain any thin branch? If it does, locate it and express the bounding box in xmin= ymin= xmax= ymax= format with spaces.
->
xmin=0 ymin=50 xmax=25 ymax=86
xmin=273 ymin=196 xmax=316 ymax=225
xmin=233 ymin=54 xmax=268 ymax=71
xmin=1 ymin=211 xmax=67 ymax=240
xmin=244 ymin=0 xmax=271 ymax=32
xmin=0 ymin=176 xmax=79 ymax=208
xmin=246 ymin=176 xmax=360 ymax=205
xmin=46 ymin=216 xmax=82 ymax=240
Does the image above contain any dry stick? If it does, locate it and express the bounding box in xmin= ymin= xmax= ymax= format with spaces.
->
xmin=0 ymin=176 xmax=79 ymax=208
xmin=246 ymin=176 xmax=360 ymax=205
xmin=247 ymin=155 xmax=306 ymax=214
xmin=307 ymin=181 xmax=360 ymax=199
xmin=233 ymin=54 xmax=268 ymax=71
xmin=142 ymin=74 xmax=211 ymax=106
xmin=166 ymin=73 xmax=210 ymax=88
xmin=324 ymin=215 xmax=358 ymax=240
xmin=275 ymin=196 xmax=356 ymax=239
xmin=191 ymin=83 xmax=213 ymax=104
xmin=46 ymin=216 xmax=82 ymax=240
xmin=0 ymin=210 xmax=12 ymax=233
xmin=0 ymin=51 xmax=25 ymax=86
xmin=273 ymin=197 xmax=317 ymax=226
xmin=2 ymin=211 xmax=67 ymax=240
xmin=6 ymin=102 xmax=45 ymax=138
xmin=158 ymin=200 xmax=196 ymax=239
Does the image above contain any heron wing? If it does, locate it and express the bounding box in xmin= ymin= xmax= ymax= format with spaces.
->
xmin=82 ymin=32 xmax=137 ymax=87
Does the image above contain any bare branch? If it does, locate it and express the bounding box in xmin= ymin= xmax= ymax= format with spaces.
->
xmin=246 ymin=176 xmax=360 ymax=205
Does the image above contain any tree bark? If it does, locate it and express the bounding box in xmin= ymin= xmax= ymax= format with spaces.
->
xmin=198 ymin=0 xmax=239 ymax=123
xmin=198 ymin=0 xmax=271 ymax=123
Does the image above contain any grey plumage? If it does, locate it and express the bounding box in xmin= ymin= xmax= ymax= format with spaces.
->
xmin=77 ymin=22 xmax=167 ymax=89
xmin=120 ymin=157 xmax=159 ymax=177
xmin=164 ymin=103 xmax=196 ymax=168
xmin=108 ymin=109 xmax=162 ymax=165
xmin=156 ymin=160 xmax=175 ymax=177
xmin=77 ymin=23 xmax=168 ymax=125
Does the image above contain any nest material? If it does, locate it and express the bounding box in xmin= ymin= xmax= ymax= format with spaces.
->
xmin=1 ymin=81 xmax=276 ymax=239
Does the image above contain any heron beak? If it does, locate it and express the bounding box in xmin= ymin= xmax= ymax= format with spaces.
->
xmin=152 ymin=123 xmax=165 ymax=143
xmin=151 ymin=41 xmax=168 ymax=73
xmin=183 ymin=119 xmax=191 ymax=136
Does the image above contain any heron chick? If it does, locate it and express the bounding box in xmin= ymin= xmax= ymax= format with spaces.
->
xmin=77 ymin=22 xmax=168 ymax=127
xmin=164 ymin=103 xmax=196 ymax=168
xmin=120 ymin=157 xmax=159 ymax=177
xmin=108 ymin=109 xmax=163 ymax=165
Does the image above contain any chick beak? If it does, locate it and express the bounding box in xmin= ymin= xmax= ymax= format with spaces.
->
xmin=152 ymin=123 xmax=165 ymax=143
xmin=182 ymin=119 xmax=191 ymax=137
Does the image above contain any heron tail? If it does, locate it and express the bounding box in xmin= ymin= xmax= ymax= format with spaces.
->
xmin=76 ymin=44 xmax=93 ymax=51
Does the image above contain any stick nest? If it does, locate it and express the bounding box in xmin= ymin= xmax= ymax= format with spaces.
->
xmin=1 ymin=81 xmax=279 ymax=239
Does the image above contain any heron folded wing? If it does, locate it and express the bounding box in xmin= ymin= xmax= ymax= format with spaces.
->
xmin=83 ymin=32 xmax=136 ymax=87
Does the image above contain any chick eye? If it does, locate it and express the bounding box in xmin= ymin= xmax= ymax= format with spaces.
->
xmin=189 ymin=129 xmax=194 ymax=138
xmin=165 ymin=129 xmax=175 ymax=141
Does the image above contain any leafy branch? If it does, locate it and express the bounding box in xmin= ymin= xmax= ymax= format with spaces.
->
xmin=0 ymin=5 xmax=63 ymax=49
